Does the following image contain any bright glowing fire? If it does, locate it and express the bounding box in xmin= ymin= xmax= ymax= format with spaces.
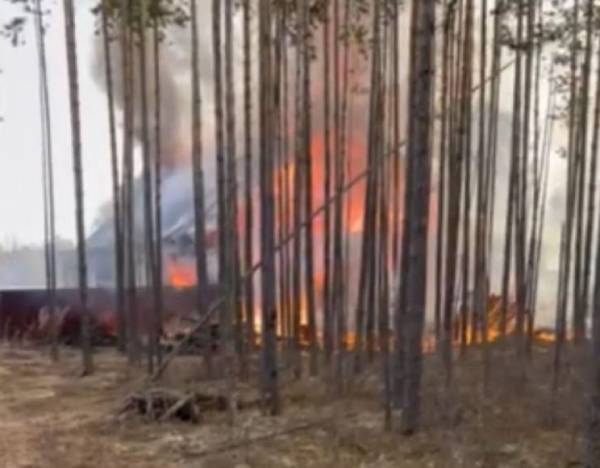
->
xmin=167 ymin=259 xmax=195 ymax=289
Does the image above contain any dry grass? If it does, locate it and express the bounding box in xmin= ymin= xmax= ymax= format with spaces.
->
xmin=0 ymin=341 xmax=587 ymax=467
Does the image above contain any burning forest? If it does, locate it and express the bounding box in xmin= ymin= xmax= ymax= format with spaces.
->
xmin=1 ymin=0 xmax=600 ymax=466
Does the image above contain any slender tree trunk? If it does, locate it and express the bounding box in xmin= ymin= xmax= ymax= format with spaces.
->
xmin=442 ymin=0 xmax=464 ymax=384
xmin=242 ymin=0 xmax=255 ymax=350
xmin=583 ymin=8 xmax=600 ymax=347
xmin=138 ymin=1 xmax=158 ymax=374
xmin=555 ymin=0 xmax=581 ymax=384
xmin=435 ymin=1 xmax=453 ymax=346
xmin=299 ymin=0 xmax=318 ymax=376
xmin=152 ymin=6 xmax=164 ymax=366
xmin=100 ymin=0 xmax=125 ymax=354
xmin=586 ymin=185 xmax=600 ymax=466
xmin=63 ymin=0 xmax=92 ymax=375
xmin=473 ymin=0 xmax=487 ymax=347
xmin=190 ymin=0 xmax=212 ymax=375
xmin=322 ymin=0 xmax=333 ymax=367
xmin=121 ymin=0 xmax=139 ymax=366
xmin=459 ymin=0 xmax=474 ymax=354
xmin=399 ymin=0 xmax=436 ymax=434
xmin=34 ymin=0 xmax=58 ymax=362
xmin=258 ymin=0 xmax=280 ymax=415
xmin=292 ymin=21 xmax=305 ymax=379
xmin=574 ymin=0 xmax=594 ymax=343
xmin=212 ymin=0 xmax=227 ymax=286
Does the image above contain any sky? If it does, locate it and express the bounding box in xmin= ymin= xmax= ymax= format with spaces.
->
xmin=0 ymin=0 xmax=114 ymax=246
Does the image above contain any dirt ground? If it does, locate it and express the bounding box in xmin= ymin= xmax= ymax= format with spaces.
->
xmin=0 ymin=342 xmax=586 ymax=467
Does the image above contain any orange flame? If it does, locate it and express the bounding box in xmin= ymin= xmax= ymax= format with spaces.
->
xmin=167 ymin=260 xmax=195 ymax=289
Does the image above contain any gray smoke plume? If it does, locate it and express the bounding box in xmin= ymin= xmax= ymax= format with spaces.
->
xmin=90 ymin=5 xmax=216 ymax=169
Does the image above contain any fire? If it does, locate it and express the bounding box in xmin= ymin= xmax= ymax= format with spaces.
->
xmin=166 ymin=259 xmax=195 ymax=289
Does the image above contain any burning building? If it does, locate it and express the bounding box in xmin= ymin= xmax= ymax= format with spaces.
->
xmin=86 ymin=164 xmax=221 ymax=289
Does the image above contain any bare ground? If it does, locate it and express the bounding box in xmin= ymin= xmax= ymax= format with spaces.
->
xmin=0 ymin=342 xmax=586 ymax=467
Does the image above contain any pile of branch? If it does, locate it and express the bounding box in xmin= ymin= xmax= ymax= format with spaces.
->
xmin=117 ymin=388 xmax=229 ymax=423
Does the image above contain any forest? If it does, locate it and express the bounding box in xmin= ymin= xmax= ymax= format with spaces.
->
xmin=1 ymin=0 xmax=600 ymax=466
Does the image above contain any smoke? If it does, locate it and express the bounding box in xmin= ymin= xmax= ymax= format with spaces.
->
xmin=90 ymin=5 xmax=215 ymax=169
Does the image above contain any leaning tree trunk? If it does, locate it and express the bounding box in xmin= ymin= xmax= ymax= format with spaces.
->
xmin=62 ymin=0 xmax=93 ymax=375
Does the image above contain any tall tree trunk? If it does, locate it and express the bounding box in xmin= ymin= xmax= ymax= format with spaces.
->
xmin=300 ymin=0 xmax=318 ymax=376
xmin=574 ymin=0 xmax=594 ymax=343
xmin=398 ymin=0 xmax=436 ymax=434
xmin=332 ymin=0 xmax=347 ymax=391
xmin=121 ymin=0 xmax=139 ymax=366
xmin=459 ymin=0 xmax=474 ymax=354
xmin=34 ymin=0 xmax=58 ymax=362
xmin=258 ymin=0 xmax=280 ymax=415
xmin=583 ymin=5 xmax=600 ymax=348
xmin=223 ymin=0 xmax=239 ymax=423
xmin=212 ymin=0 xmax=227 ymax=286
xmin=190 ymin=0 xmax=212 ymax=375
xmin=138 ymin=1 xmax=158 ymax=374
xmin=322 ymin=0 xmax=333 ymax=367
xmin=473 ymin=0 xmax=487 ymax=347
xmin=152 ymin=4 xmax=163 ymax=366
xmin=442 ymin=0 xmax=464 ymax=384
xmin=554 ymin=0 xmax=581 ymax=386
xmin=435 ymin=1 xmax=453 ymax=346
xmin=242 ymin=0 xmax=255 ymax=350
xmin=63 ymin=0 xmax=93 ymax=375
xmin=100 ymin=0 xmax=125 ymax=354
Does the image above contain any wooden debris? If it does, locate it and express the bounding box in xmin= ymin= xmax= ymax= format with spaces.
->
xmin=117 ymin=387 xmax=257 ymax=424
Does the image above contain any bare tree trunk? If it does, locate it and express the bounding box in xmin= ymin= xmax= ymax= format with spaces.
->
xmin=555 ymin=0 xmax=581 ymax=385
xmin=586 ymin=187 xmax=600 ymax=466
xmin=435 ymin=1 xmax=453 ymax=346
xmin=242 ymin=0 xmax=255 ymax=350
xmin=583 ymin=6 xmax=600 ymax=348
xmin=442 ymin=0 xmax=464 ymax=384
xmin=322 ymin=0 xmax=333 ymax=367
xmin=398 ymin=0 xmax=436 ymax=434
xmin=258 ymin=0 xmax=280 ymax=415
xmin=299 ymin=0 xmax=318 ymax=376
xmin=459 ymin=0 xmax=474 ymax=354
xmin=473 ymin=0 xmax=487 ymax=348
xmin=190 ymin=0 xmax=212 ymax=375
xmin=332 ymin=0 xmax=347 ymax=392
xmin=574 ymin=0 xmax=594 ymax=344
xmin=34 ymin=0 xmax=58 ymax=362
xmin=292 ymin=21 xmax=305 ymax=379
xmin=100 ymin=0 xmax=125 ymax=354
xmin=121 ymin=0 xmax=139 ymax=366
xmin=354 ymin=0 xmax=382 ymax=375
xmin=223 ymin=0 xmax=239 ymax=423
xmin=63 ymin=0 xmax=92 ymax=375
xmin=212 ymin=0 xmax=227 ymax=286
xmin=152 ymin=5 xmax=164 ymax=366
xmin=138 ymin=1 xmax=158 ymax=374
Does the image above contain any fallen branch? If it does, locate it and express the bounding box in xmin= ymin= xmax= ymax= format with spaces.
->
xmin=159 ymin=393 xmax=197 ymax=422
xmin=151 ymin=297 xmax=225 ymax=381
